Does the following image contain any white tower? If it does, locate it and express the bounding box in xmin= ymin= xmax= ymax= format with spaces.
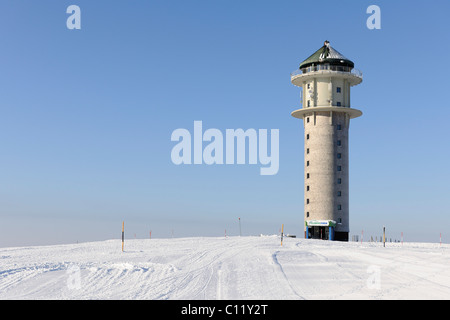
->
xmin=291 ymin=41 xmax=362 ymax=241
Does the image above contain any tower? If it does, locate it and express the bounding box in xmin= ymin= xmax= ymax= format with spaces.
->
xmin=291 ymin=41 xmax=362 ymax=241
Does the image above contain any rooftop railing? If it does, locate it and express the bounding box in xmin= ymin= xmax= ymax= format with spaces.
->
xmin=290 ymin=64 xmax=363 ymax=79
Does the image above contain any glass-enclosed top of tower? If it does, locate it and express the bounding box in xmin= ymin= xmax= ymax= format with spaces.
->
xmin=291 ymin=40 xmax=362 ymax=81
xmin=299 ymin=40 xmax=354 ymax=70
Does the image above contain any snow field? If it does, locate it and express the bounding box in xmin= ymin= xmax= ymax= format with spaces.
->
xmin=0 ymin=236 xmax=449 ymax=299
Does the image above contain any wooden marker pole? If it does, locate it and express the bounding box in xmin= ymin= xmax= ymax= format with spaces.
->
xmin=122 ymin=221 xmax=124 ymax=252
xmin=281 ymin=224 xmax=284 ymax=246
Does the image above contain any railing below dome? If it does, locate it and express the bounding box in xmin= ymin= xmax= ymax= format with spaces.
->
xmin=291 ymin=65 xmax=363 ymax=79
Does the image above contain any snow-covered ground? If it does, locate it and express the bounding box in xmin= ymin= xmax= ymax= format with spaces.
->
xmin=1 ymin=236 xmax=449 ymax=300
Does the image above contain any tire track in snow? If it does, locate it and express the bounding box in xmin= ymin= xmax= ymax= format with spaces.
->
xmin=272 ymin=251 xmax=305 ymax=299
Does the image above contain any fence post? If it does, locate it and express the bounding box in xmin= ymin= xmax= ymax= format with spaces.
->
xmin=122 ymin=221 xmax=124 ymax=252
xmin=239 ymin=218 xmax=241 ymax=237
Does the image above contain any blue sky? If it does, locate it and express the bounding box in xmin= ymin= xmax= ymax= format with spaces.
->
xmin=1 ymin=0 xmax=449 ymax=246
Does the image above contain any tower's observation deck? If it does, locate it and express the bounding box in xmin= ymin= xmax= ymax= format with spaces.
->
xmin=290 ymin=42 xmax=363 ymax=119
xmin=291 ymin=41 xmax=363 ymax=241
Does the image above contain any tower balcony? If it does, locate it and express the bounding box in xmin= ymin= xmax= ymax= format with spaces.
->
xmin=291 ymin=64 xmax=363 ymax=87
xmin=291 ymin=105 xmax=363 ymax=120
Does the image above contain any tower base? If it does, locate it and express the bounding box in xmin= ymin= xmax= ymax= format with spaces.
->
xmin=334 ymin=232 xmax=349 ymax=242
xmin=306 ymin=226 xmax=336 ymax=241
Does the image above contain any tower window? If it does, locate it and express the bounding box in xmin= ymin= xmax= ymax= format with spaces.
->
xmin=337 ymin=166 xmax=342 ymax=171
xmin=337 ymin=178 xmax=342 ymax=184
xmin=307 ymin=134 xmax=310 ymax=140
xmin=337 ymin=124 xmax=342 ymax=130
xmin=337 ymin=153 xmax=342 ymax=159
xmin=307 ymin=100 xmax=310 ymax=107
xmin=337 ymin=140 xmax=341 ymax=146
xmin=307 ymin=161 xmax=310 ymax=166
xmin=307 ymin=148 xmax=310 ymax=154
xmin=338 ymin=205 xmax=342 ymax=210
xmin=337 ymin=191 xmax=342 ymax=197
xmin=338 ymin=218 xmax=342 ymax=223
xmin=307 ymin=173 xmax=310 ymax=179
xmin=337 ymin=87 xmax=341 ymax=93
xmin=306 ymin=199 xmax=310 ymax=204
xmin=306 ymin=212 xmax=310 ymax=218
xmin=307 ymin=186 xmax=310 ymax=191
xmin=307 ymin=83 xmax=310 ymax=89
xmin=307 ymin=117 xmax=310 ymax=123
xmin=337 ymin=102 xmax=341 ymax=107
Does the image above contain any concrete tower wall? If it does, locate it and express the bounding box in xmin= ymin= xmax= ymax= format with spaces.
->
xmin=304 ymin=78 xmax=351 ymax=107
xmin=303 ymin=111 xmax=349 ymax=234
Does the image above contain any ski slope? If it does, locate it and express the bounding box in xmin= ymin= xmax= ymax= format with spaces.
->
xmin=1 ymin=236 xmax=449 ymax=299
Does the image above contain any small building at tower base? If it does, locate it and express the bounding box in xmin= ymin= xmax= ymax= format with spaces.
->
xmin=305 ymin=220 xmax=337 ymax=241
